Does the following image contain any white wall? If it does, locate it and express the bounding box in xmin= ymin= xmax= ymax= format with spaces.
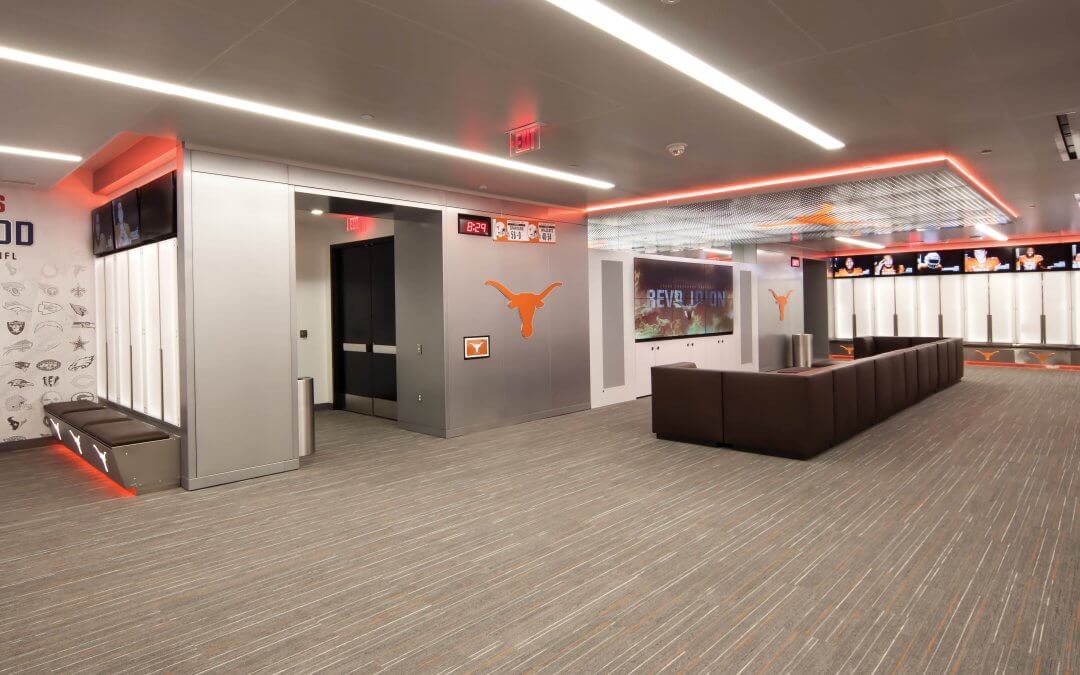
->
xmin=0 ymin=183 xmax=97 ymax=444
xmin=294 ymin=210 xmax=394 ymax=404
xmin=588 ymin=250 xmax=758 ymax=408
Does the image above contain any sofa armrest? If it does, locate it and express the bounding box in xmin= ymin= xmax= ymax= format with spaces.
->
xmin=651 ymin=363 xmax=724 ymax=444
xmin=721 ymin=370 xmax=835 ymax=459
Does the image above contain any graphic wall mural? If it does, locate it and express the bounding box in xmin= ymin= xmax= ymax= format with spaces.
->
xmin=0 ymin=185 xmax=96 ymax=444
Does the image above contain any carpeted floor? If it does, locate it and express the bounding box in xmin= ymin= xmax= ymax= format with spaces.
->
xmin=0 ymin=366 xmax=1077 ymax=673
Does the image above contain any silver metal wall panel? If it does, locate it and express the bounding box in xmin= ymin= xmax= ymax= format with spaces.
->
xmin=740 ymin=270 xmax=753 ymax=364
xmin=600 ymin=260 xmax=625 ymax=389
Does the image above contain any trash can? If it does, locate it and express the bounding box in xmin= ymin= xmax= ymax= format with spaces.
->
xmin=297 ymin=376 xmax=315 ymax=457
xmin=791 ymin=334 xmax=814 ymax=368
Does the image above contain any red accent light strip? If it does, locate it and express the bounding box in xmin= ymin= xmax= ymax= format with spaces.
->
xmin=48 ymin=443 xmax=137 ymax=498
xmin=585 ymin=153 xmax=1017 ymax=218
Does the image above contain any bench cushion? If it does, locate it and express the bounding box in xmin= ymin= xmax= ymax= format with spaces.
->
xmin=64 ymin=409 xmax=130 ymax=429
xmin=86 ymin=420 xmax=170 ymax=446
xmin=45 ymin=401 xmax=104 ymax=416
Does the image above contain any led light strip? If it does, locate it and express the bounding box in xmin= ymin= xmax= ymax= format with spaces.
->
xmin=974 ymin=223 xmax=1009 ymax=242
xmin=586 ymin=153 xmax=1018 ymax=217
xmin=0 ymin=144 xmax=81 ymax=162
xmin=834 ymin=236 xmax=885 ymax=250
xmin=0 ymin=45 xmax=614 ymax=190
xmin=540 ymin=0 xmax=843 ymax=150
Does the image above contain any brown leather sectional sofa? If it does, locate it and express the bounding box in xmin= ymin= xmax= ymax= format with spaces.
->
xmin=652 ymin=336 xmax=964 ymax=459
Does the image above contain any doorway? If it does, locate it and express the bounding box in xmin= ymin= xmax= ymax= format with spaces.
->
xmin=331 ymin=237 xmax=397 ymax=419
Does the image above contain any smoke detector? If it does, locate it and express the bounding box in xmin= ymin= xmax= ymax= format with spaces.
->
xmin=666 ymin=142 xmax=688 ymax=158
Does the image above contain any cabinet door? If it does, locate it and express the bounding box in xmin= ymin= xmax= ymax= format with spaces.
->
xmin=916 ymin=276 xmax=940 ymax=337
xmin=635 ymin=342 xmax=655 ymax=398
xmin=655 ymin=340 xmax=692 ymax=368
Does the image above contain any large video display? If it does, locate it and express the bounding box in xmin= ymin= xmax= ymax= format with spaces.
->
xmin=831 ymin=242 xmax=1080 ymax=278
xmin=634 ymin=258 xmax=734 ymax=341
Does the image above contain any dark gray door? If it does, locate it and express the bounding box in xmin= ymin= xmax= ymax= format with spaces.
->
xmin=332 ymin=238 xmax=397 ymax=419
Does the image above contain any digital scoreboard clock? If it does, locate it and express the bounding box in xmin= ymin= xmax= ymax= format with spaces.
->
xmin=458 ymin=214 xmax=492 ymax=237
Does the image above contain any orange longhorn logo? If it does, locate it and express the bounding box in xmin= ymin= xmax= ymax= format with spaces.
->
xmin=769 ymin=289 xmax=794 ymax=321
xmin=840 ymin=345 xmax=855 ymax=355
xmin=975 ymin=350 xmax=999 ymax=361
xmin=760 ymin=203 xmax=851 ymax=228
xmin=485 ymin=280 xmax=562 ymax=339
xmin=1028 ymin=351 xmax=1055 ymax=365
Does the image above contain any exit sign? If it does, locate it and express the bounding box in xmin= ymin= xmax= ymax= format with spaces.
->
xmin=508 ymin=123 xmax=542 ymax=156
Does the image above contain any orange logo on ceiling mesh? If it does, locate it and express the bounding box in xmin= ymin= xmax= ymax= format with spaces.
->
xmin=760 ymin=203 xmax=852 ymax=228
xmin=975 ymin=350 xmax=1000 ymax=361
xmin=485 ymin=280 xmax=562 ymax=339
xmin=769 ymin=289 xmax=794 ymax=321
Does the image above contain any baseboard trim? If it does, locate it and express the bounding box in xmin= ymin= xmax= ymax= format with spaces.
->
xmin=396 ymin=421 xmax=449 ymax=438
xmin=314 ymin=403 xmax=333 ymax=411
xmin=182 ymin=458 xmax=299 ymax=490
xmin=0 ymin=437 xmax=55 ymax=453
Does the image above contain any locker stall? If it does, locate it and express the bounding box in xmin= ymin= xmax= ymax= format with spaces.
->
xmin=988 ymin=274 xmax=1015 ymax=343
xmin=941 ymin=276 xmax=964 ymax=338
xmin=964 ymin=275 xmax=989 ymax=342
xmin=872 ymin=277 xmax=895 ymax=335
xmin=916 ymin=276 xmax=940 ymax=337
xmin=1016 ymin=273 xmax=1043 ymax=344
xmin=1043 ymin=272 xmax=1071 ymax=344
xmin=853 ymin=278 xmax=874 ymax=336
xmin=832 ymin=278 xmax=853 ymax=339
xmin=895 ymin=277 xmax=917 ymax=336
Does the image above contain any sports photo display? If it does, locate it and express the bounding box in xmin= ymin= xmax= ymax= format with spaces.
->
xmin=831 ymin=243 xmax=1080 ymax=276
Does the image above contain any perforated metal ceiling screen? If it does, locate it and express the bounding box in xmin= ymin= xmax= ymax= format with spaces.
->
xmin=588 ymin=168 xmax=1011 ymax=252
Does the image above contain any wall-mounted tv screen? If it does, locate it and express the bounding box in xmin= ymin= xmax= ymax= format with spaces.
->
xmin=964 ymin=247 xmax=1013 ymax=273
xmin=634 ymin=258 xmax=734 ymax=342
xmin=872 ymin=253 xmax=916 ymax=276
xmin=91 ymin=204 xmax=115 ymax=256
xmin=112 ymin=190 xmax=141 ymax=250
xmin=914 ymin=249 xmax=965 ymax=274
xmin=137 ymin=172 xmax=177 ymax=244
xmin=1013 ymin=244 xmax=1070 ymax=271
xmin=1074 ymin=244 xmax=1080 ymax=269
xmin=829 ymin=255 xmax=873 ymax=278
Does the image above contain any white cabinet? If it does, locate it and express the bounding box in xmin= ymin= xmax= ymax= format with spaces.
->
xmin=635 ymin=336 xmax=740 ymax=397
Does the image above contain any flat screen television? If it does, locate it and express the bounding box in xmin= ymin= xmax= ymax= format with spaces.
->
xmin=137 ymin=172 xmax=177 ymax=244
xmin=1013 ymin=244 xmax=1070 ymax=271
xmin=1074 ymin=244 xmax=1080 ymax=270
xmin=963 ymin=247 xmax=1013 ymax=273
xmin=872 ymin=253 xmax=916 ymax=276
xmin=91 ymin=204 xmax=115 ymax=256
xmin=830 ymin=255 xmax=873 ymax=278
xmin=634 ymin=258 xmax=734 ymax=342
xmin=914 ymin=249 xmax=965 ymax=274
xmin=111 ymin=190 xmax=141 ymax=251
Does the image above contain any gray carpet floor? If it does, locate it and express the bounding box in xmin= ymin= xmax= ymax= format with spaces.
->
xmin=0 ymin=366 xmax=1077 ymax=674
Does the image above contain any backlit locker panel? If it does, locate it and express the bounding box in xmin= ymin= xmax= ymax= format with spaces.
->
xmin=1074 ymin=272 xmax=1080 ymax=344
xmin=827 ymin=279 xmax=835 ymax=339
xmin=128 ymin=247 xmax=146 ymax=413
xmin=916 ymin=276 xmax=940 ymax=337
xmin=853 ymin=279 xmax=873 ymax=336
xmin=105 ymin=255 xmax=119 ymax=402
xmin=1043 ymin=272 xmax=1070 ymax=344
xmin=964 ymin=275 xmax=989 ymax=342
xmin=872 ymin=277 xmax=895 ymax=335
xmin=159 ymin=239 xmax=181 ymax=426
xmin=1015 ymin=273 xmax=1043 ymax=344
xmin=114 ymin=251 xmax=132 ymax=408
xmin=895 ymin=277 xmax=917 ymax=336
xmin=833 ymin=278 xmax=854 ymax=339
xmin=141 ymin=243 xmax=163 ymax=419
xmin=940 ymin=276 xmax=964 ymax=338
xmin=988 ymin=274 xmax=1015 ymax=343
xmin=94 ymin=258 xmax=107 ymax=399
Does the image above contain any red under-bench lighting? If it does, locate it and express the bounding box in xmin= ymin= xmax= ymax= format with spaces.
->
xmin=48 ymin=443 xmax=136 ymax=498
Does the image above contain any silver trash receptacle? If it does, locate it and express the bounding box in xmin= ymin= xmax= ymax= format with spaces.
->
xmin=791 ymin=334 xmax=814 ymax=368
xmin=297 ymin=376 xmax=315 ymax=457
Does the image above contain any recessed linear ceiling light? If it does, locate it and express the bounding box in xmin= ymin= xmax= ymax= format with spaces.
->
xmin=974 ymin=223 xmax=1008 ymax=242
xmin=0 ymin=46 xmax=614 ymax=191
xmin=310 ymin=209 xmax=324 ymax=216
xmin=540 ymin=0 xmax=843 ymax=150
xmin=704 ymin=247 xmax=733 ymax=255
xmin=0 ymin=143 xmax=81 ymax=162
xmin=834 ymin=236 xmax=885 ymax=250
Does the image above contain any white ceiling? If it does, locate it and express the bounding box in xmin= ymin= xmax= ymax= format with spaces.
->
xmin=1 ymin=0 xmax=1079 ymax=236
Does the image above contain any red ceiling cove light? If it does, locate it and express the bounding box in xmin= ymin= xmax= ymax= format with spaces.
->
xmin=585 ymin=153 xmax=1019 ymax=219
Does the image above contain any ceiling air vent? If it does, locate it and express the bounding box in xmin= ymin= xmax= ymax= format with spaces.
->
xmin=1055 ymin=113 xmax=1078 ymax=161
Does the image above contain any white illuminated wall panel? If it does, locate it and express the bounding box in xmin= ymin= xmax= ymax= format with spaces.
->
xmin=940 ymin=276 xmax=964 ymax=338
xmin=1015 ymin=273 xmax=1043 ymax=344
xmin=988 ymin=273 xmax=1015 ymax=343
xmin=115 ymin=251 xmax=132 ymax=408
xmin=129 ymin=247 xmax=146 ymax=412
xmin=142 ymin=244 xmax=163 ymax=418
xmin=916 ymin=276 xmax=940 ymax=337
xmin=94 ymin=258 xmax=107 ymax=398
xmin=1074 ymin=272 xmax=1080 ymax=345
xmin=159 ymin=238 xmax=181 ymax=426
xmin=105 ymin=255 xmax=119 ymax=402
xmin=853 ymin=279 xmax=873 ymax=337
xmin=1043 ymin=272 xmax=1070 ymax=344
xmin=833 ymin=278 xmax=853 ymax=339
xmin=872 ymin=277 xmax=895 ymax=336
xmin=964 ymin=275 xmax=989 ymax=342
xmin=895 ymin=277 xmax=917 ymax=336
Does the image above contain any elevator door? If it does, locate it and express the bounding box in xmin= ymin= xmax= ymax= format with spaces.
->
xmin=332 ymin=238 xmax=397 ymax=419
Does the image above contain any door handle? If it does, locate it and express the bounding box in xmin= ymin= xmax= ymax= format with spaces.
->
xmin=342 ymin=343 xmax=368 ymax=353
xmin=372 ymin=344 xmax=397 ymax=355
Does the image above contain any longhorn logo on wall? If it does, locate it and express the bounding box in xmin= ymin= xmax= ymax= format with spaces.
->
xmin=484 ymin=280 xmax=562 ymax=339
xmin=769 ymin=289 xmax=794 ymax=321
xmin=975 ymin=350 xmax=1000 ymax=361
